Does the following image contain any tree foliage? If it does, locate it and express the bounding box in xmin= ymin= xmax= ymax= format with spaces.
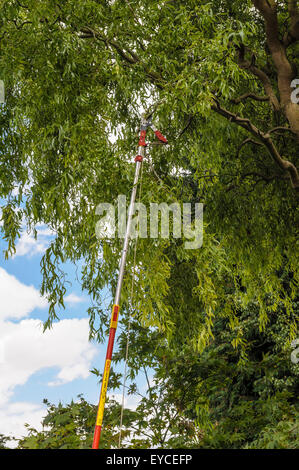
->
xmin=0 ymin=0 xmax=298 ymax=342
xmin=15 ymin=293 xmax=299 ymax=449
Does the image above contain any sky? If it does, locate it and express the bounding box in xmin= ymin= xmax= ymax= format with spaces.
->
xmin=0 ymin=222 xmax=143 ymax=446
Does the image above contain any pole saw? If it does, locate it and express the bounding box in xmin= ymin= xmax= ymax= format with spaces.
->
xmin=92 ymin=113 xmax=168 ymax=449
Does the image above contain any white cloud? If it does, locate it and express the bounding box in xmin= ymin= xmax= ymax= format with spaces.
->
xmin=108 ymin=393 xmax=140 ymax=411
xmin=64 ymin=293 xmax=85 ymax=305
xmin=0 ymin=317 xmax=98 ymax=441
xmin=0 ymin=268 xmax=98 ymax=443
xmin=14 ymin=232 xmax=46 ymax=257
xmin=14 ymin=225 xmax=54 ymax=258
xmin=0 ymin=318 xmax=98 ymax=403
xmin=0 ymin=401 xmax=46 ymax=444
xmin=0 ymin=267 xmax=47 ymax=320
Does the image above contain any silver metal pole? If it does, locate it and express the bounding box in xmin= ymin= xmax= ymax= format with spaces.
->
xmin=114 ymin=145 xmax=145 ymax=305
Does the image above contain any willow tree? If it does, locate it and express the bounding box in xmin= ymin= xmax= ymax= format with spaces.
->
xmin=0 ymin=1 xmax=298 ymax=349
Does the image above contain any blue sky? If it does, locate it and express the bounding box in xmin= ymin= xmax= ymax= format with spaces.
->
xmin=0 ymin=222 xmax=143 ymax=444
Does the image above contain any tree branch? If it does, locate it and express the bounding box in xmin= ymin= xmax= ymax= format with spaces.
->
xmin=79 ymin=26 xmax=164 ymax=88
xmin=177 ymin=115 xmax=195 ymax=138
xmin=236 ymin=44 xmax=280 ymax=111
xmin=284 ymin=0 xmax=299 ymax=46
xmin=15 ymin=0 xmax=29 ymax=9
xmin=225 ymin=172 xmax=289 ymax=193
xmin=267 ymin=126 xmax=297 ymax=136
xmin=211 ymin=98 xmax=299 ymax=190
xmin=251 ymin=0 xmax=294 ymax=106
xmin=251 ymin=1 xmax=299 ymax=140
xmin=124 ymin=0 xmax=143 ymax=28
xmin=80 ymin=27 xmax=139 ymax=64
xmin=231 ymin=92 xmax=270 ymax=104
xmin=237 ymin=138 xmax=264 ymax=158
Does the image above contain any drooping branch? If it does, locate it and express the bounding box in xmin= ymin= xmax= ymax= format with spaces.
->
xmin=211 ymin=97 xmax=299 ymax=190
xmin=236 ymin=44 xmax=280 ymax=111
xmin=231 ymin=93 xmax=270 ymax=105
xmin=79 ymin=26 xmax=164 ymax=88
xmin=267 ymin=126 xmax=297 ymax=136
xmin=177 ymin=114 xmax=195 ymax=138
xmin=225 ymin=171 xmax=287 ymax=193
xmin=15 ymin=0 xmax=29 ymax=9
xmin=212 ymin=97 xmax=267 ymax=137
xmin=237 ymin=138 xmax=264 ymax=158
xmin=124 ymin=0 xmax=144 ymax=28
xmin=80 ymin=27 xmax=139 ymax=64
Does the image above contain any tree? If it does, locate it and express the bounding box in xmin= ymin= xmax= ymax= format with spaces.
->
xmin=16 ymin=385 xmax=200 ymax=449
xmin=0 ymin=434 xmax=12 ymax=449
xmin=16 ymin=395 xmax=138 ymax=449
xmin=17 ymin=396 xmax=96 ymax=449
xmin=0 ymin=0 xmax=298 ymax=448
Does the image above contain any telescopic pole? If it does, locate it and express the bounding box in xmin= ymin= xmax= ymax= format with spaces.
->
xmin=92 ymin=114 xmax=167 ymax=449
xmin=92 ymin=118 xmax=146 ymax=449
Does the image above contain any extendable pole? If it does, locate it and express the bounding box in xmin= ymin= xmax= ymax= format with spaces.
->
xmin=92 ymin=115 xmax=167 ymax=449
xmin=92 ymin=126 xmax=145 ymax=449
